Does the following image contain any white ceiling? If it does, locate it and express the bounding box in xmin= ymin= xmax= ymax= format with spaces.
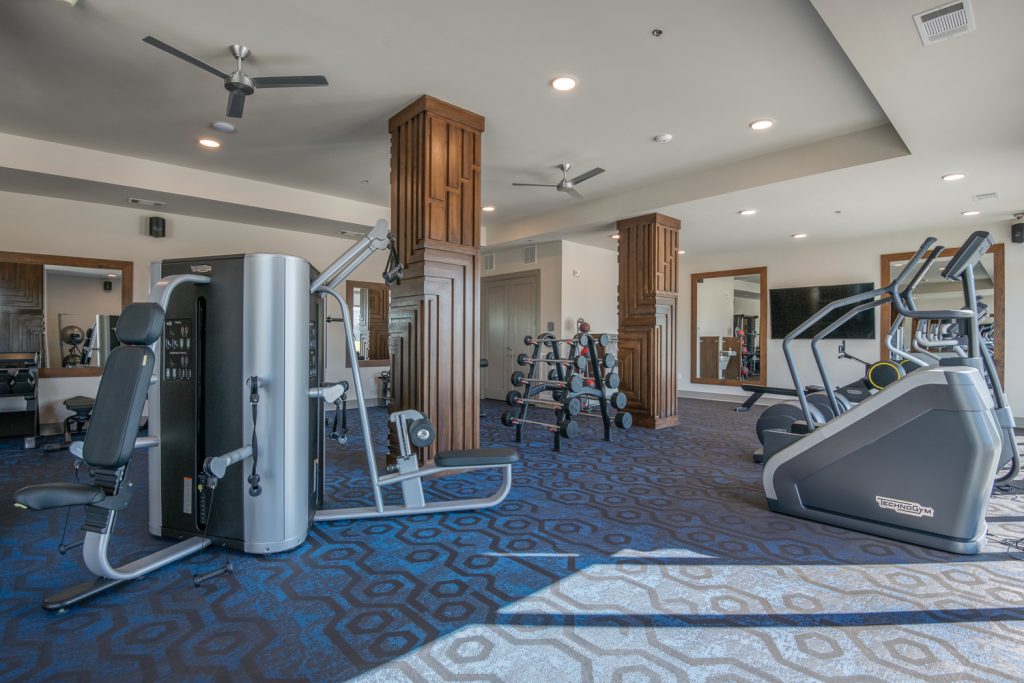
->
xmin=0 ymin=0 xmax=886 ymax=228
xmin=1 ymin=0 xmax=1021 ymax=254
xmin=565 ymin=0 xmax=1024 ymax=254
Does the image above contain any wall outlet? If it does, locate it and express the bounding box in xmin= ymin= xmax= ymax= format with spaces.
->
xmin=547 ymin=321 xmax=555 ymax=332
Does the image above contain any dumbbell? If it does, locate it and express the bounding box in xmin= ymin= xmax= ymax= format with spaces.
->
xmin=610 ymin=392 xmax=628 ymax=410
xmin=518 ymin=353 xmax=588 ymax=371
xmin=595 ymin=333 xmax=611 ymax=347
xmin=604 ymin=373 xmax=621 ymax=389
xmin=511 ymin=371 xmax=583 ymax=393
xmin=501 ymin=411 xmax=580 ymax=438
xmin=506 ymin=391 xmax=582 ymax=416
xmin=614 ymin=412 xmax=633 ymax=429
xmin=525 ymin=333 xmax=591 ymax=347
xmin=602 ymin=353 xmax=617 ymax=370
xmin=11 ymin=370 xmax=35 ymax=393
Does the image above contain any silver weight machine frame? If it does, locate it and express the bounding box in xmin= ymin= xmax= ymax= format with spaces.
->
xmin=311 ymin=220 xmax=515 ymax=521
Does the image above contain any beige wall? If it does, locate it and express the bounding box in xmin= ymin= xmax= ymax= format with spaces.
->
xmin=1 ymin=190 xmax=388 ymax=426
xmin=560 ymin=240 xmax=618 ymax=337
xmin=678 ymin=225 xmax=1024 ymax=417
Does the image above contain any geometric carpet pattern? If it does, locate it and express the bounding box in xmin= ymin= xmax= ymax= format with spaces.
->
xmin=2 ymin=398 xmax=1024 ymax=682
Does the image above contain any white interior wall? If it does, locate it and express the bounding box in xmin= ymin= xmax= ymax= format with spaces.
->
xmin=0 ymin=190 xmax=389 ymax=426
xmin=679 ymin=225 xmax=1024 ymax=413
xmin=560 ymin=241 xmax=619 ymax=337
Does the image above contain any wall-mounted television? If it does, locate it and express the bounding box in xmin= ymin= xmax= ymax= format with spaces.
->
xmin=770 ymin=283 xmax=875 ymax=339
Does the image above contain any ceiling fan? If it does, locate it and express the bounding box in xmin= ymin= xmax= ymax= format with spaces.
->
xmin=512 ymin=163 xmax=605 ymax=199
xmin=142 ymin=36 xmax=329 ymax=119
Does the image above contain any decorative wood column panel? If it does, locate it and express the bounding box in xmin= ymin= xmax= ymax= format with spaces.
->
xmin=388 ymin=95 xmax=484 ymax=459
xmin=0 ymin=262 xmax=44 ymax=356
xmin=616 ymin=213 xmax=680 ymax=429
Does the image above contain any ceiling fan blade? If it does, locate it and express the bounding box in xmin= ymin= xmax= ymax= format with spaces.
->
xmin=226 ymin=91 xmax=246 ymax=118
xmin=569 ymin=167 xmax=605 ymax=185
xmin=512 ymin=183 xmax=558 ymax=187
xmin=252 ymin=75 xmax=329 ymax=88
xmin=143 ymin=36 xmax=228 ymax=79
xmin=566 ymin=188 xmax=585 ymax=200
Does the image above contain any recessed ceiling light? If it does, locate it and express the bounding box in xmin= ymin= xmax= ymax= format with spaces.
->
xmin=961 ymin=210 xmax=981 ymax=216
xmin=749 ymin=119 xmax=774 ymax=131
xmin=894 ymin=263 xmax=904 ymax=268
xmin=198 ymin=138 xmax=221 ymax=149
xmin=482 ymin=206 xmax=496 ymax=212
xmin=792 ymin=233 xmax=808 ymax=239
xmin=653 ymin=133 xmax=673 ymax=144
xmin=551 ymin=76 xmax=576 ymax=91
xmin=611 ymin=234 xmax=620 ymax=240
xmin=738 ymin=209 xmax=757 ymax=216
xmin=678 ymin=250 xmax=686 ymax=255
xmin=211 ymin=121 xmax=236 ymax=134
xmin=106 ymin=273 xmax=118 ymax=278
xmin=942 ymin=172 xmax=966 ymax=182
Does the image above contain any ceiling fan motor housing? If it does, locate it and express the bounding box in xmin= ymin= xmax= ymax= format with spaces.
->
xmin=226 ymin=72 xmax=255 ymax=95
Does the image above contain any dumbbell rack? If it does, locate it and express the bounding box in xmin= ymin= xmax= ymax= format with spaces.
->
xmin=0 ymin=352 xmax=40 ymax=449
xmin=503 ymin=332 xmax=630 ymax=451
xmin=553 ymin=333 xmax=631 ymax=443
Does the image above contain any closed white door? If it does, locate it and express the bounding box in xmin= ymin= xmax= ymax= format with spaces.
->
xmin=481 ymin=272 xmax=539 ymax=400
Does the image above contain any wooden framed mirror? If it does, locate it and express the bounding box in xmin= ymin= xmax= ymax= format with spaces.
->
xmin=343 ymin=280 xmax=390 ymax=368
xmin=690 ymin=266 xmax=767 ymax=387
xmin=0 ymin=251 xmax=133 ymax=378
xmin=880 ymin=243 xmax=1004 ymax=383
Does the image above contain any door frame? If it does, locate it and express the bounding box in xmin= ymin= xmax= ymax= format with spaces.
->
xmin=481 ymin=270 xmax=541 ymax=399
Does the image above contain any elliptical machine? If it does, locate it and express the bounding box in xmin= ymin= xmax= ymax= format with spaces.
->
xmin=762 ymin=232 xmax=1017 ymax=555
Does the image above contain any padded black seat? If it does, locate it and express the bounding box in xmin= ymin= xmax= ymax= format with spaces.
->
xmin=64 ymin=395 xmax=96 ymax=412
xmin=435 ymin=448 xmax=519 ymax=468
xmin=14 ymin=483 xmax=105 ymax=511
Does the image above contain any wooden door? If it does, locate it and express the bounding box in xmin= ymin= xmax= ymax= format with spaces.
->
xmin=0 ymin=262 xmax=44 ymax=356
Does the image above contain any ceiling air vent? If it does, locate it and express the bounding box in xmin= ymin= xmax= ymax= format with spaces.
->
xmin=523 ymin=245 xmax=537 ymax=265
xmin=973 ymin=192 xmax=999 ymax=202
xmin=483 ymin=253 xmax=495 ymax=271
xmin=914 ymin=1 xmax=975 ymax=46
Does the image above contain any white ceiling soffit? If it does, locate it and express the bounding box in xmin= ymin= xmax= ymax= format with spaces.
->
xmin=0 ymin=166 xmax=375 ymax=238
xmin=566 ymin=0 xmax=1024 ymax=255
xmin=0 ymin=132 xmax=385 ymax=235
xmin=0 ymin=0 xmax=892 ymax=238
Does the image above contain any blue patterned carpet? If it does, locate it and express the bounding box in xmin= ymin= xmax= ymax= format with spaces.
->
xmin=3 ymin=399 xmax=1024 ymax=682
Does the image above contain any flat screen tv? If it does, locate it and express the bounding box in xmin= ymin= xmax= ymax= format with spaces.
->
xmin=770 ymin=283 xmax=875 ymax=339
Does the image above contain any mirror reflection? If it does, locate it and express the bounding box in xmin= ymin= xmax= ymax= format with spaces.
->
xmin=694 ymin=271 xmax=764 ymax=384
xmin=44 ymin=266 xmax=123 ymax=369
xmin=344 ymin=280 xmax=390 ymax=365
xmin=888 ymin=252 xmax=997 ymax=362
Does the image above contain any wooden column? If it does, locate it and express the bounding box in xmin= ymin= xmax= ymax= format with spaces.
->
xmin=388 ymin=95 xmax=485 ymax=459
xmin=616 ymin=213 xmax=680 ymax=429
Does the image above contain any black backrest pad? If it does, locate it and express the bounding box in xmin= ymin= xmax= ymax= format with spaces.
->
xmin=941 ymin=231 xmax=993 ymax=281
xmin=115 ymin=303 xmax=165 ymax=345
xmin=82 ymin=345 xmax=155 ymax=469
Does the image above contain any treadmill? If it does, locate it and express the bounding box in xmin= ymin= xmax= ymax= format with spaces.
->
xmin=762 ymin=232 xmax=1008 ymax=554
